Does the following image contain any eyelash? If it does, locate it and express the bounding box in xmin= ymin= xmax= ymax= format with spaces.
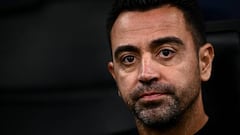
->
xmin=118 ymin=48 xmax=176 ymax=66
xmin=120 ymin=55 xmax=136 ymax=65
xmin=158 ymin=48 xmax=176 ymax=59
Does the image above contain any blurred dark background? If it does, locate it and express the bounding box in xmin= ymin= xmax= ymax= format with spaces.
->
xmin=0 ymin=0 xmax=239 ymax=135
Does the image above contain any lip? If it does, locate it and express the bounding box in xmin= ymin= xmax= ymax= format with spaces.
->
xmin=139 ymin=92 xmax=166 ymax=101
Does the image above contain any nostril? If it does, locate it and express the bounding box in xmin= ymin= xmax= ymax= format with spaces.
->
xmin=139 ymin=77 xmax=158 ymax=85
xmin=138 ymin=56 xmax=159 ymax=85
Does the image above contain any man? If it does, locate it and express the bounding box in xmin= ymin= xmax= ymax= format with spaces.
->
xmin=106 ymin=0 xmax=215 ymax=134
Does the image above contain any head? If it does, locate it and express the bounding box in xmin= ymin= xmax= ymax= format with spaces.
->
xmin=106 ymin=0 xmax=214 ymax=130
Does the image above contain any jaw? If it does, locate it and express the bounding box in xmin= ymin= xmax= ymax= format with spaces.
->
xmin=134 ymin=91 xmax=208 ymax=135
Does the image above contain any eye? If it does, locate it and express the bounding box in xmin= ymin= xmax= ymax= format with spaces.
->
xmin=159 ymin=49 xmax=175 ymax=59
xmin=121 ymin=55 xmax=136 ymax=65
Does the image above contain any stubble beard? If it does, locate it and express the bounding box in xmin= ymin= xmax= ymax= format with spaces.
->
xmin=128 ymin=83 xmax=183 ymax=129
xmin=134 ymin=95 xmax=181 ymax=129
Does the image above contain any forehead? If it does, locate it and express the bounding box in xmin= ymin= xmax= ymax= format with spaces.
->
xmin=110 ymin=6 xmax=189 ymax=47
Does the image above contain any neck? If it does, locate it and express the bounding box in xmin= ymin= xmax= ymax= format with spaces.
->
xmin=136 ymin=92 xmax=208 ymax=135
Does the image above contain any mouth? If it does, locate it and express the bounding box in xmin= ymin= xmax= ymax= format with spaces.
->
xmin=139 ymin=92 xmax=167 ymax=102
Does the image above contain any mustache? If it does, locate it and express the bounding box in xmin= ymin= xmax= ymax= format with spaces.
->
xmin=130 ymin=83 xmax=175 ymax=101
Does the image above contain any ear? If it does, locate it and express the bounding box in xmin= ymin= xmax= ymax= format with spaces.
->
xmin=108 ymin=61 xmax=116 ymax=80
xmin=199 ymin=43 xmax=215 ymax=81
xmin=108 ymin=62 xmax=122 ymax=97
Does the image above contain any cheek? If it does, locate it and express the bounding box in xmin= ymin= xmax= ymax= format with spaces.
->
xmin=115 ymin=69 xmax=138 ymax=98
xmin=171 ymin=60 xmax=201 ymax=98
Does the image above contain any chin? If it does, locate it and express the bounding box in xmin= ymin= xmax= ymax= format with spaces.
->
xmin=134 ymin=99 xmax=182 ymax=129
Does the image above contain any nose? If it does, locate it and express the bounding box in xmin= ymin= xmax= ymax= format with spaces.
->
xmin=138 ymin=55 xmax=159 ymax=85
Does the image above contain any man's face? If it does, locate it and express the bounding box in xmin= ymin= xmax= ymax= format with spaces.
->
xmin=108 ymin=6 xmax=212 ymax=127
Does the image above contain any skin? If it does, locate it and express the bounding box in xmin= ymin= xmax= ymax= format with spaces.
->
xmin=108 ymin=5 xmax=214 ymax=135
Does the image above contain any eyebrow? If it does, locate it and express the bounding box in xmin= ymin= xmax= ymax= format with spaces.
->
xmin=150 ymin=36 xmax=184 ymax=51
xmin=113 ymin=45 xmax=140 ymax=60
xmin=113 ymin=36 xmax=184 ymax=60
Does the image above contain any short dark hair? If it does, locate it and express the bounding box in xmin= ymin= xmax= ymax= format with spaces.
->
xmin=106 ymin=0 xmax=206 ymax=50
